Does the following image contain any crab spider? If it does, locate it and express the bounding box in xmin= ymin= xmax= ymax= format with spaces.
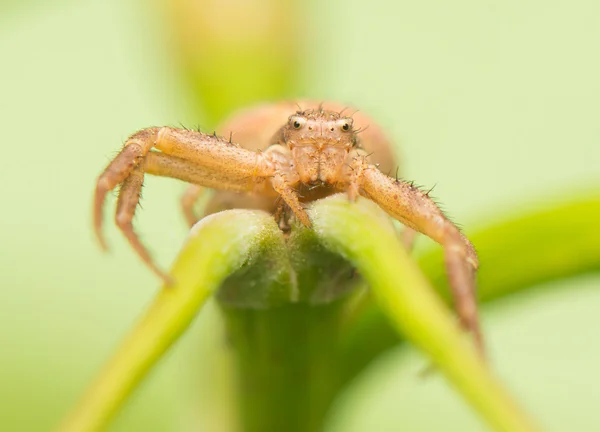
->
xmin=93 ymin=101 xmax=482 ymax=351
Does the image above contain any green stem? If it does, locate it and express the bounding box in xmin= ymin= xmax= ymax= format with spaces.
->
xmin=59 ymin=194 xmax=597 ymax=431
xmin=58 ymin=210 xmax=280 ymax=432
xmin=217 ymin=218 xmax=364 ymax=432
xmin=311 ymin=195 xmax=541 ymax=432
xmin=422 ymin=197 xmax=600 ymax=302
xmin=340 ymin=196 xmax=600 ymax=386
xmin=223 ymin=302 xmax=344 ymax=432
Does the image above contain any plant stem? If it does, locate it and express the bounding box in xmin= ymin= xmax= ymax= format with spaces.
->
xmin=422 ymin=196 xmax=600 ymax=302
xmin=223 ymin=302 xmax=345 ymax=432
xmin=216 ymin=220 xmax=364 ymax=432
xmin=340 ymin=196 xmax=600 ymax=385
xmin=311 ymin=195 xmax=541 ymax=432
xmin=58 ymin=210 xmax=280 ymax=432
xmin=59 ymin=194 xmax=598 ymax=431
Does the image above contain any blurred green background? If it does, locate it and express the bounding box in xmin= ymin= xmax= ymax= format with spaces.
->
xmin=1 ymin=1 xmax=599 ymax=431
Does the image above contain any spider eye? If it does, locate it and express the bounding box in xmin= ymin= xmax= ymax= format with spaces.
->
xmin=339 ymin=119 xmax=353 ymax=132
xmin=290 ymin=116 xmax=306 ymax=130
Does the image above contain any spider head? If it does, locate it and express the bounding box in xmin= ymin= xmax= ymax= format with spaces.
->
xmin=283 ymin=108 xmax=357 ymax=184
xmin=283 ymin=109 xmax=356 ymax=148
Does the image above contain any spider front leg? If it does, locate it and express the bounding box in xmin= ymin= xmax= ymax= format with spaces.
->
xmin=94 ymin=128 xmax=159 ymax=250
xmin=180 ymin=185 xmax=206 ymax=227
xmin=262 ymin=144 xmax=310 ymax=227
xmin=113 ymin=163 xmax=171 ymax=282
xmin=93 ymin=127 xmax=286 ymax=283
xmin=346 ymin=157 xmax=483 ymax=353
xmin=180 ymin=145 xmax=308 ymax=227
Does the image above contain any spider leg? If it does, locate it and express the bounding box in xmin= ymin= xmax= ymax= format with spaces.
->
xmin=105 ymin=151 xmax=278 ymax=282
xmin=143 ymin=151 xmax=272 ymax=192
xmin=262 ymin=144 xmax=310 ymax=227
xmin=94 ymin=128 xmax=159 ymax=249
xmin=270 ymin=173 xmax=309 ymax=226
xmin=114 ymin=165 xmax=171 ymax=283
xmin=94 ymin=127 xmax=284 ymax=280
xmin=95 ymin=127 xmax=276 ymax=243
xmin=153 ymin=128 xmax=309 ymax=224
xmin=347 ymin=159 xmax=483 ymax=354
xmin=400 ymin=227 xmax=417 ymax=251
xmin=180 ymin=185 xmax=206 ymax=227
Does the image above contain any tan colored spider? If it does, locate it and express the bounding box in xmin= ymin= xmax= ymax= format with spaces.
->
xmin=93 ymin=101 xmax=481 ymax=348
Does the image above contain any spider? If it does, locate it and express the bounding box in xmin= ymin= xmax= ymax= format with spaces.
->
xmin=93 ymin=101 xmax=482 ymax=349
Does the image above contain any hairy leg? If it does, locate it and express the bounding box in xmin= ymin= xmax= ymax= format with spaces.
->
xmin=123 ymin=152 xmax=280 ymax=281
xmin=94 ymin=127 xmax=287 ymax=281
xmin=262 ymin=144 xmax=309 ymax=226
xmin=114 ymin=165 xmax=171 ymax=282
xmin=400 ymin=227 xmax=417 ymax=251
xmin=180 ymin=185 xmax=206 ymax=228
xmin=144 ymin=151 xmax=264 ymax=191
xmin=171 ymin=139 xmax=308 ymax=226
xmin=346 ymin=158 xmax=482 ymax=353
xmin=344 ymin=149 xmax=418 ymax=249
xmin=94 ymin=127 xmax=275 ymax=240
xmin=94 ymin=128 xmax=158 ymax=250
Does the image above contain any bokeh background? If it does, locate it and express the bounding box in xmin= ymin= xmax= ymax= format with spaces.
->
xmin=1 ymin=0 xmax=599 ymax=430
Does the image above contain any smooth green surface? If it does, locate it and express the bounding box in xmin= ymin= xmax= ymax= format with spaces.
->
xmin=339 ymin=196 xmax=600 ymax=386
xmin=422 ymin=196 xmax=600 ymax=303
xmin=223 ymin=303 xmax=346 ymax=432
xmin=1 ymin=1 xmax=600 ymax=431
xmin=312 ymin=196 xmax=540 ymax=432
xmin=59 ymin=197 xmax=543 ymax=432
xmin=59 ymin=210 xmax=281 ymax=431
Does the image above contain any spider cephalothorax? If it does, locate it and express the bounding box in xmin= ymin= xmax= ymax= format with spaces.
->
xmin=280 ymin=109 xmax=357 ymax=185
xmin=93 ymin=101 xmax=482 ymax=351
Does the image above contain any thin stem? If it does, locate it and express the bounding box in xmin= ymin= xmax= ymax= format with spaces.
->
xmin=58 ymin=210 xmax=281 ymax=432
xmin=422 ymin=196 xmax=600 ymax=302
xmin=218 ymin=221 xmax=362 ymax=432
xmin=223 ymin=303 xmax=344 ymax=432
xmin=340 ymin=196 xmax=600 ymax=385
xmin=310 ymin=195 xmax=541 ymax=432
